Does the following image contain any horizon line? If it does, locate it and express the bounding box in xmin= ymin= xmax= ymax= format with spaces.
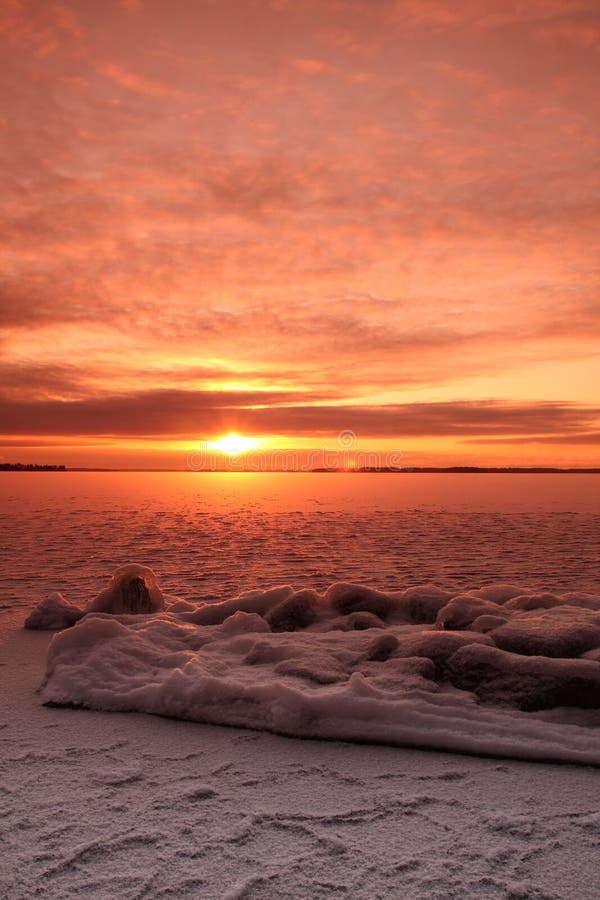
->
xmin=2 ymin=465 xmax=600 ymax=475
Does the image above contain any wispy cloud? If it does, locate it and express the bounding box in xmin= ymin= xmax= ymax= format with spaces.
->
xmin=97 ymin=61 xmax=186 ymax=98
xmin=1 ymin=0 xmax=598 ymax=463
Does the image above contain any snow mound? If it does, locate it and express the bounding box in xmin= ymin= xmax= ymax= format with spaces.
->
xmin=24 ymin=592 xmax=84 ymax=630
xmin=447 ymin=643 xmax=600 ymax=710
xmin=86 ymin=564 xmax=165 ymax=615
xmin=491 ymin=607 xmax=600 ymax=658
xmin=38 ymin=567 xmax=600 ymax=765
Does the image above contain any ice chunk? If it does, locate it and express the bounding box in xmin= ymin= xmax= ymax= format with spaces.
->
xmin=24 ymin=592 xmax=83 ymax=631
xmin=469 ymin=614 xmax=510 ymax=633
xmin=402 ymin=584 xmax=452 ymax=623
xmin=365 ymin=634 xmax=399 ymax=661
xmin=491 ymin=607 xmax=600 ymax=658
xmin=187 ymin=585 xmax=295 ymax=626
xmin=265 ymin=590 xmax=318 ymax=632
xmin=332 ymin=611 xmax=386 ymax=631
xmin=436 ymin=594 xmax=503 ymax=630
xmin=447 ymin=643 xmax=600 ymax=711
xmin=504 ymin=593 xmax=562 ymax=612
xmin=86 ymin=564 xmax=165 ymax=615
xmin=559 ymin=592 xmax=600 ymax=611
xmin=472 ymin=584 xmax=525 ymax=604
xmin=325 ymin=583 xmax=394 ymax=618
xmin=221 ymin=611 xmax=271 ymax=636
xmin=394 ymin=630 xmax=493 ymax=676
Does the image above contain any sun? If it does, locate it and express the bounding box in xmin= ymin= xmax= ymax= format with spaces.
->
xmin=209 ymin=433 xmax=260 ymax=456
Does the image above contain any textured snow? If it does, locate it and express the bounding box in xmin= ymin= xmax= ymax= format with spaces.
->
xmin=2 ymin=612 xmax=600 ymax=900
xmin=36 ymin=570 xmax=600 ymax=766
xmin=3 ymin=473 xmax=600 ymax=898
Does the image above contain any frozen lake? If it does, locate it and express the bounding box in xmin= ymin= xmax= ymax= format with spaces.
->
xmin=1 ymin=472 xmax=600 ymax=898
xmin=1 ymin=472 xmax=599 ymax=613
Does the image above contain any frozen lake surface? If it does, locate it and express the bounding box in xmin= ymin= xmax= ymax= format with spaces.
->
xmin=2 ymin=472 xmax=599 ymax=610
xmin=1 ymin=473 xmax=599 ymax=898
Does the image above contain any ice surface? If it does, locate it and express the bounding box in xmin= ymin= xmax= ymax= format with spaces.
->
xmin=37 ymin=569 xmax=600 ymax=765
xmin=4 ymin=610 xmax=600 ymax=900
xmin=3 ymin=473 xmax=600 ymax=618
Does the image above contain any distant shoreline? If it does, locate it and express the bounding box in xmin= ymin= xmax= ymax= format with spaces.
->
xmin=0 ymin=464 xmax=67 ymax=471
xmin=1 ymin=465 xmax=599 ymax=474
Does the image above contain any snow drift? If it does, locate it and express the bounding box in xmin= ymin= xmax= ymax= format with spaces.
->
xmin=36 ymin=568 xmax=600 ymax=765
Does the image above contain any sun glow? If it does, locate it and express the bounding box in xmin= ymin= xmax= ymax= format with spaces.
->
xmin=209 ymin=434 xmax=260 ymax=456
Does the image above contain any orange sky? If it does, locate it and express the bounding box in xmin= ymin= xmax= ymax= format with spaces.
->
xmin=1 ymin=0 xmax=599 ymax=468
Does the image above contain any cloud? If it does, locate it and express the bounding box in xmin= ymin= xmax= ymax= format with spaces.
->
xmin=0 ymin=362 xmax=86 ymax=400
xmin=0 ymin=359 xmax=346 ymax=402
xmin=1 ymin=0 xmax=598 ymax=464
xmin=385 ymin=1 xmax=599 ymax=34
xmin=0 ymin=394 xmax=598 ymax=441
xmin=0 ymin=0 xmax=85 ymax=55
xmin=119 ymin=0 xmax=143 ymax=14
xmin=292 ymin=58 xmax=333 ymax=74
xmin=97 ymin=62 xmax=186 ymax=99
xmin=466 ymin=433 xmax=600 ymax=445
xmin=535 ymin=18 xmax=600 ymax=50
xmin=244 ymin=400 xmax=600 ymax=439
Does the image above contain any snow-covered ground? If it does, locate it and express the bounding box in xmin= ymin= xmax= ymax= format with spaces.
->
xmin=1 ymin=604 xmax=599 ymax=900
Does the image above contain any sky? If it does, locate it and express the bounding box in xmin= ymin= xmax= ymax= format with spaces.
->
xmin=1 ymin=0 xmax=599 ymax=469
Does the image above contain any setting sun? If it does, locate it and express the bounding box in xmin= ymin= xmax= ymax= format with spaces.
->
xmin=209 ymin=434 xmax=260 ymax=456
